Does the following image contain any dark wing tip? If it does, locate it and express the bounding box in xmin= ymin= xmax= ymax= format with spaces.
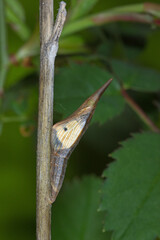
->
xmin=95 ymin=78 xmax=113 ymax=98
xmin=88 ymin=78 xmax=113 ymax=105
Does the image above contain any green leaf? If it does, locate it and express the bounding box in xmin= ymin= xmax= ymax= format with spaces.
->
xmin=138 ymin=31 xmax=160 ymax=71
xmin=70 ymin=0 xmax=99 ymax=21
xmin=16 ymin=26 xmax=39 ymax=60
xmin=100 ymin=132 xmax=160 ymax=240
xmin=5 ymin=65 xmax=34 ymax=89
xmin=70 ymin=0 xmax=77 ymax=9
xmin=59 ymin=35 xmax=87 ymax=54
xmin=0 ymin=0 xmax=8 ymax=90
xmin=5 ymin=0 xmax=30 ymax=40
xmin=54 ymin=63 xmax=125 ymax=124
xmin=62 ymin=3 xmax=159 ymax=38
xmin=111 ymin=59 xmax=160 ymax=92
xmin=0 ymin=85 xmax=37 ymax=126
xmin=0 ymin=121 xmax=3 ymax=135
xmin=5 ymin=0 xmax=25 ymax=21
xmin=53 ymin=176 xmax=111 ymax=240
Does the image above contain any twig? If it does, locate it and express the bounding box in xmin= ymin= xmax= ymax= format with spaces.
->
xmin=121 ymin=88 xmax=160 ymax=133
xmin=62 ymin=2 xmax=160 ymax=37
xmin=36 ymin=1 xmax=66 ymax=240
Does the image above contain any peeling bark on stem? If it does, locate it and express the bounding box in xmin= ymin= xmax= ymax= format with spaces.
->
xmin=36 ymin=1 xmax=66 ymax=240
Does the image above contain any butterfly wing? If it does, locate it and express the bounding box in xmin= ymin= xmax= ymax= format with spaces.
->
xmin=50 ymin=79 xmax=113 ymax=202
xmin=50 ymin=118 xmax=86 ymax=202
xmin=53 ymin=119 xmax=86 ymax=150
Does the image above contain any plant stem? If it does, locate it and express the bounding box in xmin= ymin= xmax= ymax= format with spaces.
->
xmin=0 ymin=0 xmax=8 ymax=94
xmin=36 ymin=1 xmax=66 ymax=240
xmin=121 ymin=88 xmax=160 ymax=133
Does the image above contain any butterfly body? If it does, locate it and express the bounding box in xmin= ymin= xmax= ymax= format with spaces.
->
xmin=50 ymin=79 xmax=112 ymax=202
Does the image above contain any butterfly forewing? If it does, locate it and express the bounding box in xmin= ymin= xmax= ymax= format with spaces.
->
xmin=53 ymin=119 xmax=86 ymax=150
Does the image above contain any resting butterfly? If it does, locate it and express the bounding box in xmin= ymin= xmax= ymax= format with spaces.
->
xmin=50 ymin=78 xmax=112 ymax=202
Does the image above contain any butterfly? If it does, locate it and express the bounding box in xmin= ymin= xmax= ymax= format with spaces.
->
xmin=50 ymin=78 xmax=112 ymax=203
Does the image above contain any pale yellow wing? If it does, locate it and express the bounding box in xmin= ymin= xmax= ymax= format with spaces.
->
xmin=54 ymin=119 xmax=85 ymax=149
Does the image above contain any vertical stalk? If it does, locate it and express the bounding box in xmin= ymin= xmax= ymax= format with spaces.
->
xmin=37 ymin=1 xmax=66 ymax=240
xmin=37 ymin=0 xmax=53 ymax=239
xmin=0 ymin=0 xmax=8 ymax=94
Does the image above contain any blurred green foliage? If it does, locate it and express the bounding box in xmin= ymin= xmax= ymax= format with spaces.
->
xmin=53 ymin=176 xmax=112 ymax=240
xmin=0 ymin=0 xmax=160 ymax=239
xmin=101 ymin=132 xmax=160 ymax=240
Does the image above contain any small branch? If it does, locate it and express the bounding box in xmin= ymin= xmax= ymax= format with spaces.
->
xmin=143 ymin=2 xmax=160 ymax=17
xmin=51 ymin=1 xmax=66 ymax=42
xmin=62 ymin=12 xmax=159 ymax=37
xmin=13 ymin=2 xmax=160 ymax=62
xmin=62 ymin=2 xmax=160 ymax=37
xmin=92 ymin=13 xmax=155 ymax=25
xmin=36 ymin=1 xmax=66 ymax=240
xmin=121 ymin=88 xmax=160 ymax=133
